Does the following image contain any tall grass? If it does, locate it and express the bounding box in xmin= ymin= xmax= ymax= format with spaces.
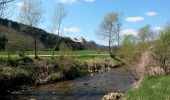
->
xmin=0 ymin=65 xmax=32 ymax=94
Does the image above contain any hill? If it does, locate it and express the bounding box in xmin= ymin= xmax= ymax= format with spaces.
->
xmin=0 ymin=18 xmax=84 ymax=51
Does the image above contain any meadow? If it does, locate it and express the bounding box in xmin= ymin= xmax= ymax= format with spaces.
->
xmin=124 ymin=75 xmax=170 ymax=100
xmin=0 ymin=50 xmax=109 ymax=62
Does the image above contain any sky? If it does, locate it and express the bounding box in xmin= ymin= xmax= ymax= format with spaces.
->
xmin=10 ymin=0 xmax=170 ymax=46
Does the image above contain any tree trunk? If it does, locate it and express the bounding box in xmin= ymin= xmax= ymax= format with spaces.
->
xmin=108 ymin=37 xmax=112 ymax=57
xmin=51 ymin=39 xmax=60 ymax=59
xmin=51 ymin=23 xmax=61 ymax=59
xmin=31 ymin=28 xmax=38 ymax=59
xmin=117 ymin=25 xmax=120 ymax=47
xmin=34 ymin=38 xmax=38 ymax=59
xmin=7 ymin=52 xmax=10 ymax=62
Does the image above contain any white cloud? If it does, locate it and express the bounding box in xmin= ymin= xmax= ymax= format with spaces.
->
xmin=16 ymin=2 xmax=24 ymax=8
xmin=84 ymin=0 xmax=95 ymax=3
xmin=122 ymin=29 xmax=137 ymax=35
xmin=63 ymin=27 xmax=81 ymax=33
xmin=153 ymin=26 xmax=163 ymax=31
xmin=126 ymin=17 xmax=144 ymax=22
xmin=57 ymin=0 xmax=76 ymax=4
xmin=146 ymin=11 xmax=157 ymax=16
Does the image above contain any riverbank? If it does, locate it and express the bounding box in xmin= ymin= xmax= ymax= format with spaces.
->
xmin=124 ymin=75 xmax=170 ymax=100
xmin=2 ymin=67 xmax=134 ymax=100
xmin=0 ymin=56 xmax=120 ymax=97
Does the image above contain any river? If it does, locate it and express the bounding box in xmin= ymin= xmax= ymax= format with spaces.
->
xmin=4 ymin=67 xmax=134 ymax=100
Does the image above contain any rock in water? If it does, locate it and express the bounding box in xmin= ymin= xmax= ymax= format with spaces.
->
xmin=102 ymin=92 xmax=123 ymax=100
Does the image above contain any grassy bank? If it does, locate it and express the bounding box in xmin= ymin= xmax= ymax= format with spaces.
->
xmin=0 ymin=53 xmax=117 ymax=95
xmin=0 ymin=60 xmax=87 ymax=94
xmin=124 ymin=75 xmax=170 ymax=100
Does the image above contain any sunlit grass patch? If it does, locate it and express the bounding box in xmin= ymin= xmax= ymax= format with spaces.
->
xmin=124 ymin=75 xmax=170 ymax=100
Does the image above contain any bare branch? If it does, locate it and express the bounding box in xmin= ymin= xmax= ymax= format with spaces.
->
xmin=18 ymin=0 xmax=44 ymax=59
xmin=0 ymin=0 xmax=15 ymax=5
xmin=51 ymin=3 xmax=68 ymax=59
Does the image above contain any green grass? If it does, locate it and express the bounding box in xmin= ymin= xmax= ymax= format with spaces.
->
xmin=26 ymin=50 xmax=108 ymax=55
xmin=0 ymin=50 xmax=108 ymax=55
xmin=75 ymin=55 xmax=109 ymax=62
xmin=124 ymin=75 xmax=170 ymax=100
xmin=0 ymin=50 xmax=109 ymax=63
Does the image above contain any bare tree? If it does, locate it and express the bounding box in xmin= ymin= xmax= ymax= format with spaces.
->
xmin=97 ymin=12 xmax=121 ymax=60
xmin=51 ymin=3 xmax=68 ymax=59
xmin=0 ymin=0 xmax=16 ymax=19
xmin=18 ymin=0 xmax=44 ymax=59
xmin=0 ymin=0 xmax=15 ymax=5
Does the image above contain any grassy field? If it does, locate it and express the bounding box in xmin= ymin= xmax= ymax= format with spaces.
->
xmin=0 ymin=50 xmax=108 ymax=55
xmin=0 ymin=50 xmax=109 ymax=62
xmin=124 ymin=75 xmax=170 ymax=100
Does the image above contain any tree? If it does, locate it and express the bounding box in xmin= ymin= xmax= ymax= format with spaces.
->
xmin=0 ymin=0 xmax=15 ymax=19
xmin=97 ymin=12 xmax=121 ymax=59
xmin=51 ymin=3 xmax=68 ymax=59
xmin=152 ymin=24 xmax=170 ymax=72
xmin=120 ymin=34 xmax=147 ymax=81
xmin=138 ymin=25 xmax=152 ymax=43
xmin=18 ymin=0 xmax=44 ymax=59
xmin=6 ymin=37 xmax=32 ymax=61
xmin=0 ymin=34 xmax=7 ymax=51
xmin=121 ymin=34 xmax=136 ymax=46
xmin=0 ymin=0 xmax=15 ymax=5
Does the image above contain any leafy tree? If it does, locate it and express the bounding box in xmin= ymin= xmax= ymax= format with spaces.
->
xmin=97 ymin=12 xmax=121 ymax=59
xmin=152 ymin=24 xmax=170 ymax=72
xmin=121 ymin=34 xmax=136 ymax=46
xmin=120 ymin=34 xmax=147 ymax=80
xmin=138 ymin=25 xmax=152 ymax=43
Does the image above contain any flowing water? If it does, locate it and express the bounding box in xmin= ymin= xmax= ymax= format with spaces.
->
xmin=4 ymin=67 xmax=134 ymax=100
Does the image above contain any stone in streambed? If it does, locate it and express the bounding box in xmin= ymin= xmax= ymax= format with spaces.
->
xmin=102 ymin=92 xmax=123 ymax=100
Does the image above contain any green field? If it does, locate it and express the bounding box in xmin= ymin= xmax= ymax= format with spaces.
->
xmin=0 ymin=50 xmax=108 ymax=55
xmin=0 ymin=50 xmax=109 ymax=61
xmin=124 ymin=75 xmax=170 ymax=100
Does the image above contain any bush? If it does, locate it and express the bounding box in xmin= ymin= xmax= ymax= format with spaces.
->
xmin=7 ymin=59 xmax=19 ymax=67
xmin=65 ymin=62 xmax=88 ymax=79
xmin=119 ymin=34 xmax=149 ymax=80
xmin=0 ymin=65 xmax=32 ymax=94
xmin=17 ymin=56 xmax=34 ymax=65
xmin=53 ymin=42 xmax=76 ymax=74
xmin=52 ymin=42 xmax=88 ymax=79
xmin=49 ymin=71 xmax=63 ymax=82
xmin=151 ymin=24 xmax=170 ymax=73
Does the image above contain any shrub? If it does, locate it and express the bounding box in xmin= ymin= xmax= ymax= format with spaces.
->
xmin=53 ymin=42 xmax=76 ymax=74
xmin=65 ymin=62 xmax=88 ymax=79
xmin=49 ymin=71 xmax=63 ymax=82
xmin=119 ymin=34 xmax=148 ymax=81
xmin=17 ymin=56 xmax=34 ymax=65
xmin=0 ymin=65 xmax=32 ymax=94
xmin=152 ymin=25 xmax=170 ymax=73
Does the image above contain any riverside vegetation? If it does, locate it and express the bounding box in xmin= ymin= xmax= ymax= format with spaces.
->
xmin=0 ymin=42 xmax=120 ymax=96
xmin=122 ymin=24 xmax=170 ymax=100
xmin=1 ymin=23 xmax=170 ymax=99
xmin=0 ymin=1 xmax=170 ymax=99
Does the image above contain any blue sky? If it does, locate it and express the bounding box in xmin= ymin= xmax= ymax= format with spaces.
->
xmin=11 ymin=0 xmax=170 ymax=46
